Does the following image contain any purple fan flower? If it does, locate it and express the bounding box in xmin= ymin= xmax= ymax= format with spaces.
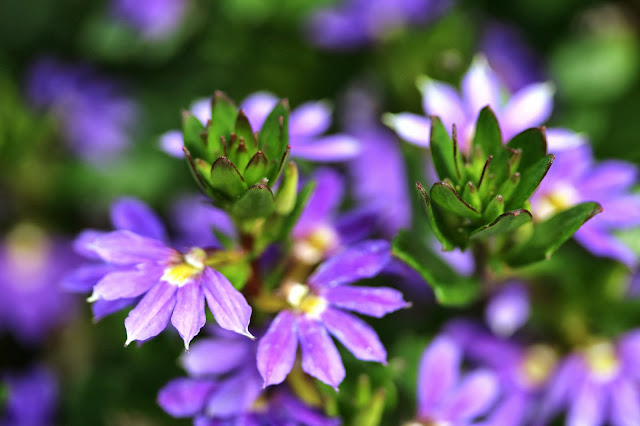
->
xmin=257 ymin=240 xmax=408 ymax=389
xmin=384 ymin=56 xmax=582 ymax=153
xmin=66 ymin=197 xmax=252 ymax=349
xmin=0 ymin=225 xmax=78 ymax=345
xmin=538 ymin=331 xmax=640 ymax=426
xmin=160 ymin=92 xmax=360 ymax=162
xmin=530 ymin=144 xmax=640 ymax=268
xmin=412 ymin=336 xmax=499 ymax=425
xmin=26 ymin=57 xmax=138 ymax=164
xmin=158 ymin=331 xmax=339 ymax=425
xmin=111 ymin=0 xmax=189 ymax=40
xmin=306 ymin=0 xmax=450 ymax=50
xmin=1 ymin=366 xmax=58 ymax=426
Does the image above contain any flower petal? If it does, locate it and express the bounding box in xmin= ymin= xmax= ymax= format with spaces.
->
xmin=580 ymin=160 xmax=639 ymax=195
xmin=461 ymin=56 xmax=502 ymax=118
xmin=110 ymin=197 xmax=168 ymax=241
xmin=441 ymin=369 xmax=499 ymax=422
xmin=159 ymin=130 xmax=185 ymax=158
xmin=308 ymin=240 xmax=391 ymax=288
xmin=124 ymin=282 xmax=177 ymax=345
xmin=575 ymin=224 xmax=638 ymax=268
xmin=73 ymin=230 xmax=108 ymax=260
xmin=321 ymin=285 xmax=408 ymax=318
xmin=205 ymin=368 xmax=263 ymax=417
xmin=289 ymin=101 xmax=332 ymax=137
xmin=87 ymin=230 xmax=175 ymax=265
xmin=567 ymin=380 xmax=605 ymax=426
xmin=157 ymin=378 xmax=214 ymax=418
xmin=321 ymin=307 xmax=386 ymax=363
xmin=298 ymin=317 xmax=345 ymax=389
xmin=190 ymin=98 xmax=211 ymax=124
xmin=485 ymin=284 xmax=529 ymax=337
xmin=257 ymin=311 xmax=298 ymax=387
xmin=501 ymin=82 xmax=554 ymax=139
xmin=92 ymin=298 xmax=137 ymax=321
xmin=171 ymin=283 xmax=206 ymax=350
xmin=417 ymin=336 xmax=461 ymax=418
xmin=419 ymin=79 xmax=466 ymax=134
xmin=241 ymin=92 xmax=278 ymax=130
xmin=200 ymin=268 xmax=253 ymax=339
xmin=536 ymin=355 xmax=584 ymax=424
xmin=89 ymin=267 xmax=163 ymax=301
xmin=545 ymin=128 xmax=588 ymax=151
xmin=182 ymin=337 xmax=252 ymax=377
xmin=383 ymin=112 xmax=431 ymax=147
xmin=291 ymin=135 xmax=360 ymax=161
xmin=61 ymin=263 xmax=114 ymax=293
xmin=294 ymin=168 xmax=344 ymax=236
xmin=611 ymin=378 xmax=640 ymax=426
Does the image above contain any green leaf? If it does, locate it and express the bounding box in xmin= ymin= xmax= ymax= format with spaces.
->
xmin=506 ymin=202 xmax=603 ymax=266
xmin=505 ymin=154 xmax=554 ymax=211
xmin=208 ymin=91 xmax=238 ymax=159
xmin=182 ymin=111 xmax=207 ymax=159
xmin=483 ymin=195 xmax=505 ymax=222
xmin=243 ymin=151 xmax=269 ymax=186
xmin=472 ymin=106 xmax=502 ymax=158
xmin=183 ymin=148 xmax=215 ymax=197
xmin=230 ymin=139 xmax=250 ymax=172
xmin=258 ymin=99 xmax=289 ymax=166
xmin=471 ymin=209 xmax=533 ymax=240
xmin=429 ymin=116 xmax=457 ymax=183
xmin=430 ymin=182 xmax=481 ymax=220
xmin=235 ymin=110 xmax=257 ymax=153
xmin=461 ymin=182 xmax=481 ymax=211
xmin=392 ymin=230 xmax=480 ymax=306
xmin=267 ymin=144 xmax=290 ymax=183
xmin=507 ymin=127 xmax=547 ymax=171
xmin=352 ymin=388 xmax=387 ymax=426
xmin=416 ymin=182 xmax=456 ymax=251
xmin=275 ymin=162 xmax=298 ymax=215
xmin=217 ymin=260 xmax=251 ymax=291
xmin=232 ymin=184 xmax=276 ymax=219
xmin=209 ymin=156 xmax=247 ymax=199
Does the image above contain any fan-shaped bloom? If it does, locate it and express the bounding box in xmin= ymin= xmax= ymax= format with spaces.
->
xmin=257 ymin=240 xmax=408 ymax=389
xmin=110 ymin=0 xmax=189 ymax=40
xmin=160 ymin=92 xmax=359 ymax=162
xmin=67 ymin=197 xmax=252 ymax=349
xmin=1 ymin=366 xmax=58 ymax=426
xmin=530 ymin=144 xmax=640 ymax=268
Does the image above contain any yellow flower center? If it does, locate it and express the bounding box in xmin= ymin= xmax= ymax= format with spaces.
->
xmin=293 ymin=225 xmax=339 ymax=265
xmin=518 ymin=344 xmax=557 ymax=389
xmin=162 ymin=247 xmax=206 ymax=287
xmin=583 ymin=341 xmax=620 ymax=382
xmin=5 ymin=223 xmax=51 ymax=289
xmin=283 ymin=282 xmax=328 ymax=318
xmin=533 ymin=183 xmax=579 ymax=220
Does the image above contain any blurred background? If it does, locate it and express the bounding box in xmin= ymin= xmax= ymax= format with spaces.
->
xmin=1 ymin=0 xmax=640 ymax=424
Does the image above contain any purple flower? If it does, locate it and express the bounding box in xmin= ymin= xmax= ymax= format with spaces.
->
xmin=530 ymin=144 xmax=640 ymax=268
xmin=0 ymin=224 xmax=78 ymax=345
xmin=413 ymin=335 xmax=499 ymax=425
xmin=384 ymin=56 xmax=580 ymax=153
xmin=1 ymin=366 xmax=58 ymax=426
xmin=257 ymin=240 xmax=408 ymax=389
xmin=306 ymin=0 xmax=450 ymax=50
xmin=110 ymin=0 xmax=189 ymax=40
xmin=67 ymin=197 xmax=252 ymax=349
xmin=160 ymin=93 xmax=360 ymax=162
xmin=26 ymin=57 xmax=138 ymax=164
xmin=485 ymin=283 xmax=530 ymax=338
xmin=539 ymin=332 xmax=640 ymax=425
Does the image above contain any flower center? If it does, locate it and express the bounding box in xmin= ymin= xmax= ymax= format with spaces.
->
xmin=533 ymin=183 xmax=579 ymax=220
xmin=583 ymin=341 xmax=620 ymax=382
xmin=5 ymin=223 xmax=51 ymax=288
xmin=518 ymin=344 xmax=557 ymax=389
xmin=293 ymin=225 xmax=339 ymax=265
xmin=162 ymin=247 xmax=206 ymax=287
xmin=284 ymin=282 xmax=328 ymax=318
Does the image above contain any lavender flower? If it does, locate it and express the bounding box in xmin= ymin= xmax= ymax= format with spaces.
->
xmin=257 ymin=240 xmax=408 ymax=389
xmin=68 ymin=197 xmax=252 ymax=349
xmin=1 ymin=366 xmax=58 ymax=426
xmin=160 ymin=92 xmax=359 ymax=162
xmin=110 ymin=0 xmax=189 ymax=40
xmin=0 ymin=224 xmax=78 ymax=345
xmin=530 ymin=144 xmax=640 ymax=268
xmin=384 ymin=56 xmax=581 ymax=153
xmin=306 ymin=0 xmax=450 ymax=50
xmin=485 ymin=283 xmax=530 ymax=338
xmin=410 ymin=336 xmax=499 ymax=425
xmin=26 ymin=57 xmax=138 ymax=164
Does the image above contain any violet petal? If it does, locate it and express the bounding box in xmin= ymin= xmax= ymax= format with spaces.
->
xmin=110 ymin=197 xmax=168 ymax=241
xmin=200 ymin=268 xmax=253 ymax=339
xmin=322 ymin=285 xmax=408 ymax=318
xmin=417 ymin=336 xmax=461 ymax=418
xmin=257 ymin=311 xmax=298 ymax=387
xmin=321 ymin=307 xmax=386 ymax=363
xmin=124 ymin=281 xmax=177 ymax=345
xmin=171 ymin=282 xmax=206 ymax=350
xmin=157 ymin=378 xmax=214 ymax=418
xmin=298 ymin=317 xmax=345 ymax=389
xmin=90 ymin=266 xmax=163 ymax=301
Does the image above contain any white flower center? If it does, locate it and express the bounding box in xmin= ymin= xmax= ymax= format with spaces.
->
xmin=293 ymin=225 xmax=339 ymax=265
xmin=583 ymin=341 xmax=620 ymax=382
xmin=5 ymin=223 xmax=51 ymax=289
xmin=533 ymin=183 xmax=580 ymax=220
xmin=162 ymin=247 xmax=206 ymax=287
xmin=283 ymin=282 xmax=328 ymax=319
xmin=518 ymin=344 xmax=557 ymax=389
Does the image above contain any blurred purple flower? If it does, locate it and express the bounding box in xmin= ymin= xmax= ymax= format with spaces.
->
xmin=413 ymin=335 xmax=499 ymax=424
xmin=111 ymin=0 xmax=189 ymax=40
xmin=530 ymin=144 xmax=640 ymax=268
xmin=0 ymin=225 xmax=78 ymax=345
xmin=1 ymin=366 xmax=58 ymax=426
xmin=485 ymin=283 xmax=530 ymax=338
xmin=66 ymin=197 xmax=252 ymax=349
xmin=26 ymin=57 xmax=138 ymax=164
xmin=306 ymin=0 xmax=450 ymax=50
xmin=160 ymin=93 xmax=359 ymax=162
xmin=257 ymin=240 xmax=408 ymax=389
xmin=385 ymin=56 xmax=582 ymax=153
xmin=539 ymin=332 xmax=640 ymax=425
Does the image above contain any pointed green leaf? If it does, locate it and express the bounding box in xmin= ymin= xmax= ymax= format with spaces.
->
xmin=507 ymin=127 xmax=547 ymax=171
xmin=452 ymin=124 xmax=466 ymax=182
xmin=258 ymin=100 xmax=289 ymax=165
xmin=275 ymin=162 xmax=298 ymax=215
xmin=232 ymin=184 xmax=276 ymax=219
xmin=183 ymin=147 xmax=215 ymax=197
xmin=209 ymin=156 xmax=247 ymax=199
xmin=182 ymin=111 xmax=207 ymax=159
xmin=461 ymin=182 xmax=482 ymax=211
xmin=430 ymin=182 xmax=481 ymax=220
xmin=506 ymin=202 xmax=603 ymax=266
xmin=207 ymin=91 xmax=238 ymax=159
xmin=230 ymin=139 xmax=250 ymax=172
xmin=235 ymin=110 xmax=257 ymax=153
xmin=392 ymin=230 xmax=481 ymax=306
xmin=267 ymin=144 xmax=290 ymax=183
xmin=472 ymin=106 xmax=502 ymax=158
xmin=243 ymin=151 xmax=269 ymax=186
xmin=429 ymin=116 xmax=457 ymax=183
xmin=483 ymin=195 xmax=505 ymax=222
xmin=471 ymin=209 xmax=533 ymax=240
xmin=505 ymin=154 xmax=554 ymax=210
xmin=416 ymin=182 xmax=456 ymax=251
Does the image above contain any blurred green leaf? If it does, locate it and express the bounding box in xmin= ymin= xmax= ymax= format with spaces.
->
xmin=505 ymin=154 xmax=554 ymax=210
xmin=471 ymin=209 xmax=532 ymax=240
xmin=232 ymin=184 xmax=275 ymax=219
xmin=430 ymin=181 xmax=481 ymax=220
xmin=472 ymin=106 xmax=502 ymax=158
xmin=209 ymin=156 xmax=247 ymax=199
xmin=429 ymin=116 xmax=457 ymax=183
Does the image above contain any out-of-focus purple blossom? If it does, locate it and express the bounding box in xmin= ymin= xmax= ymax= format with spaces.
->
xmin=65 ymin=197 xmax=252 ymax=349
xmin=160 ymin=93 xmax=360 ymax=162
xmin=158 ymin=331 xmax=340 ymax=425
xmin=306 ymin=0 xmax=450 ymax=50
xmin=530 ymin=144 xmax=640 ymax=268
xmin=481 ymin=22 xmax=545 ymax=93
xmin=485 ymin=283 xmax=530 ymax=338
xmin=0 ymin=224 xmax=78 ymax=345
xmin=539 ymin=331 xmax=640 ymax=426
xmin=412 ymin=335 xmax=499 ymax=425
xmin=26 ymin=58 xmax=138 ymax=164
xmin=257 ymin=240 xmax=408 ymax=389
xmin=169 ymin=195 xmax=236 ymax=251
xmin=385 ymin=56 xmax=581 ymax=153
xmin=1 ymin=366 xmax=58 ymax=426
xmin=110 ymin=0 xmax=189 ymax=40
